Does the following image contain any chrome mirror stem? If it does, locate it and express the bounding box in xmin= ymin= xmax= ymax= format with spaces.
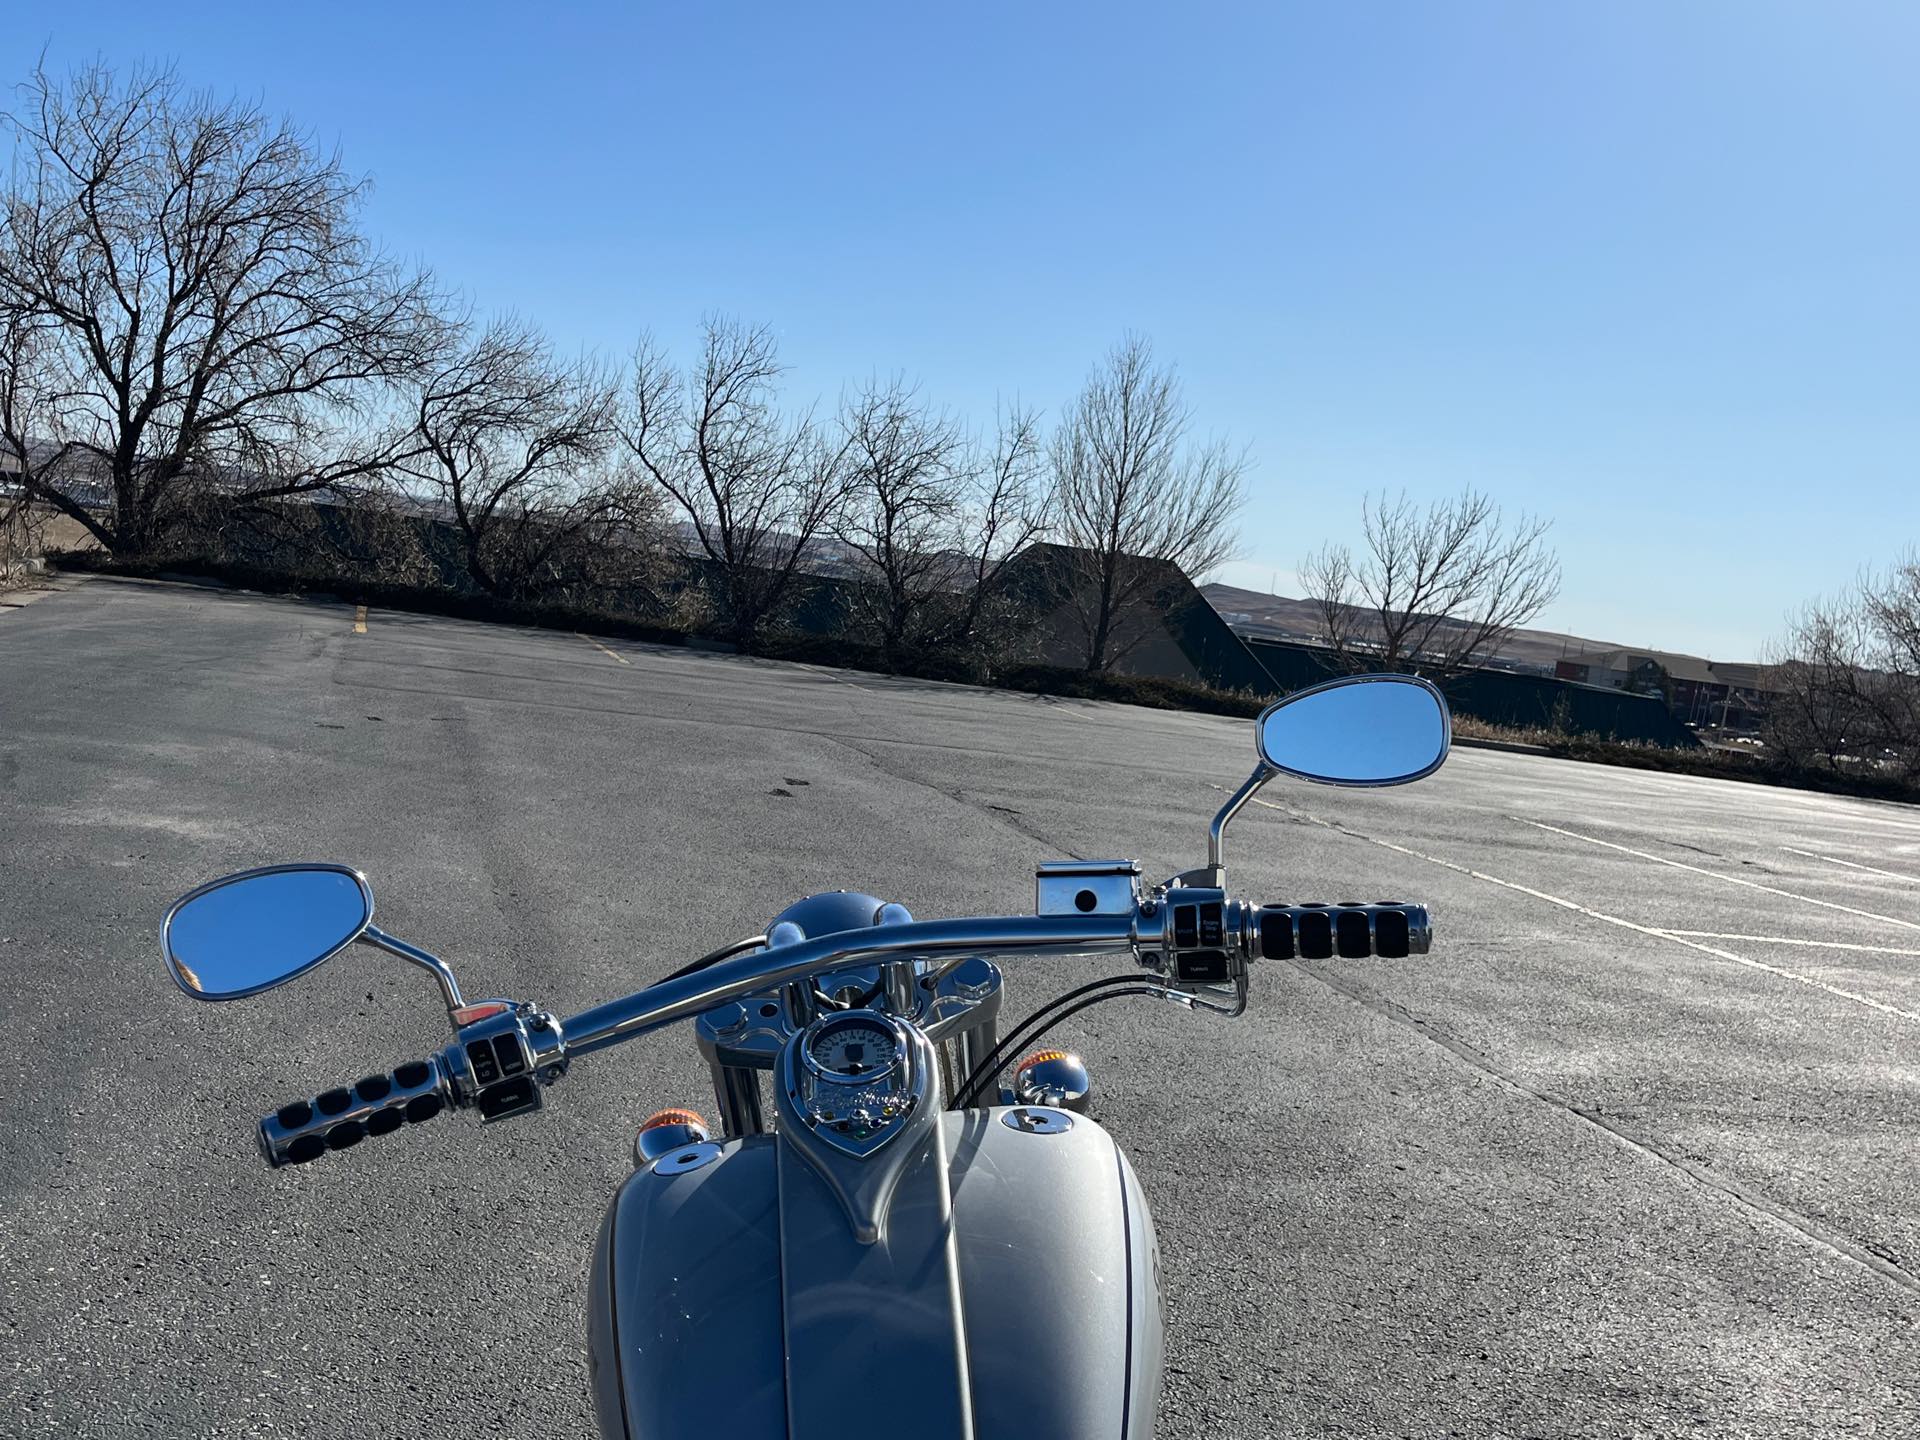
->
xmin=358 ymin=925 xmax=465 ymax=1016
xmin=1184 ymin=762 xmax=1275 ymax=889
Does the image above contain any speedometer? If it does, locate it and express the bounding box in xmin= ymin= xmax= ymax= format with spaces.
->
xmin=804 ymin=1014 xmax=901 ymax=1081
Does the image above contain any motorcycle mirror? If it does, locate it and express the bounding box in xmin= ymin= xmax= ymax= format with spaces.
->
xmin=1183 ymin=673 xmax=1453 ymax=890
xmin=1255 ymin=674 xmax=1451 ymax=786
xmin=162 ymin=864 xmax=375 ymax=1001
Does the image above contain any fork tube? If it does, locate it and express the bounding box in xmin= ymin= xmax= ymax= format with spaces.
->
xmin=953 ymin=1013 xmax=1000 ymax=1104
xmin=711 ymin=1061 xmax=766 ymax=1136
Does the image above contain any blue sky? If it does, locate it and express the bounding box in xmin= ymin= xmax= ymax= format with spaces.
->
xmin=7 ymin=2 xmax=1916 ymax=658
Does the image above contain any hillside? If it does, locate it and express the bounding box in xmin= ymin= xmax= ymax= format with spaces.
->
xmin=1201 ymin=582 xmax=1638 ymax=675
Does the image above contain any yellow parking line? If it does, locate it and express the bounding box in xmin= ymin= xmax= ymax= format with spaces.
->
xmin=353 ymin=604 xmax=368 ymax=634
xmin=578 ymin=632 xmax=629 ymax=665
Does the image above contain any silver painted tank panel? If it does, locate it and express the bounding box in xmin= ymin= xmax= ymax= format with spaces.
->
xmin=589 ymin=1137 xmax=787 ymax=1438
xmin=778 ymin=1120 xmax=974 ymax=1438
xmin=589 ymin=1112 xmax=1161 ymax=1439
xmin=947 ymin=1110 xmax=1162 ymax=1440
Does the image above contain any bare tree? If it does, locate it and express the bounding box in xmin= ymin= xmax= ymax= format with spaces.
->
xmin=621 ymin=317 xmax=845 ymax=643
xmin=1768 ymin=554 xmax=1920 ymax=776
xmin=833 ymin=385 xmax=1051 ymax=665
xmin=1050 ymin=335 xmax=1247 ymax=671
xmin=1764 ymin=599 xmax=1879 ymax=768
xmin=400 ymin=317 xmax=658 ymax=601
xmin=0 ymin=307 xmax=43 ymax=581
xmin=833 ymin=377 xmax=969 ymax=661
xmin=1863 ymin=554 xmax=1920 ymax=687
xmin=0 ymin=61 xmax=443 ymax=557
xmin=943 ymin=400 xmax=1050 ymax=655
xmin=1301 ymin=489 xmax=1560 ymax=676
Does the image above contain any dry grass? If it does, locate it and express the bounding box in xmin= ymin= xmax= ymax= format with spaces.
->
xmin=1 ymin=496 xmax=45 ymax=590
xmin=2 ymin=500 xmax=97 ymax=590
xmin=1450 ymin=715 xmax=1566 ymax=747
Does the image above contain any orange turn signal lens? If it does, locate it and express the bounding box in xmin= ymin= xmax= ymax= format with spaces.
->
xmin=1015 ymin=1049 xmax=1070 ymax=1070
xmin=451 ymin=1001 xmax=512 ymax=1025
xmin=639 ymin=1107 xmax=707 ymax=1133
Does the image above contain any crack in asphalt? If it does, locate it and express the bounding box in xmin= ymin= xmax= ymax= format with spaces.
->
xmin=1223 ymin=778 xmax=1920 ymax=1300
xmin=1287 ymin=956 xmax=1920 ymax=1298
xmin=829 ymin=735 xmax=1084 ymax=858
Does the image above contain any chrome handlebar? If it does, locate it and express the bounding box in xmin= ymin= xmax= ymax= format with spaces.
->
xmin=562 ymin=910 xmax=1164 ymax=1058
xmin=257 ymin=895 xmax=1433 ymax=1164
xmin=254 ymin=912 xmax=1164 ymax=1166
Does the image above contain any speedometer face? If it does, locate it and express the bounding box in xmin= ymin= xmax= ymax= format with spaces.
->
xmin=808 ymin=1018 xmax=899 ymax=1080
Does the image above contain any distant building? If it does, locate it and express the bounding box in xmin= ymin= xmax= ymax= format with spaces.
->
xmin=1001 ymin=543 xmax=1276 ymax=692
xmin=1553 ymin=648 xmax=1780 ymax=729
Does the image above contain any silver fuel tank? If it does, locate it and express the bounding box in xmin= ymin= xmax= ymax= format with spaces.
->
xmin=588 ymin=1107 xmax=1163 ymax=1439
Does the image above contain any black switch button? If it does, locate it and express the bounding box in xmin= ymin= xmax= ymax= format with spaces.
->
xmin=466 ymin=1039 xmax=500 ymax=1086
xmin=476 ymin=1075 xmax=536 ymax=1121
xmin=1174 ymin=950 xmax=1230 ymax=983
xmin=1173 ymin=904 xmax=1199 ymax=948
xmin=1199 ymin=901 xmax=1223 ymax=947
xmin=492 ymin=1033 xmax=527 ymax=1077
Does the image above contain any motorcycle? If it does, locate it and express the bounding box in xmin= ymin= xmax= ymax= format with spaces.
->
xmin=161 ymin=673 xmax=1450 ymax=1439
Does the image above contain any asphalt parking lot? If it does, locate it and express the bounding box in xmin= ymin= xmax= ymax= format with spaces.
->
xmin=3 ymin=576 xmax=1917 ymax=1439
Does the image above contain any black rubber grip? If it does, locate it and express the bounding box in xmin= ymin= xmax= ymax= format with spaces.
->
xmin=258 ymin=1055 xmax=450 ymax=1167
xmin=1256 ymin=903 xmax=1431 ymax=961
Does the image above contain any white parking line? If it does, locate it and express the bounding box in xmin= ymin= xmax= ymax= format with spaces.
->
xmin=1243 ymin=795 xmax=1920 ymax=1025
xmin=1655 ymin=931 xmax=1920 ymax=957
xmin=1512 ymin=818 xmax=1920 ymax=934
xmin=1781 ymin=846 xmax=1920 ymax=885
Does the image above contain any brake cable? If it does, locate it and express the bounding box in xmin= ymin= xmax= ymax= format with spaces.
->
xmin=951 ymin=975 xmax=1181 ymax=1110
xmin=650 ymin=934 xmax=769 ymax=986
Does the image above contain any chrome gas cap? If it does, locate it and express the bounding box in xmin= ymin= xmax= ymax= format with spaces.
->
xmin=651 ymin=1141 xmax=722 ymax=1175
xmin=1002 ymin=1106 xmax=1073 ymax=1135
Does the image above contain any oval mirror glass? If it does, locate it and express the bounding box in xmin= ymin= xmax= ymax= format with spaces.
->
xmin=163 ymin=865 xmax=373 ymax=1000
xmin=1256 ymin=675 xmax=1451 ymax=786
